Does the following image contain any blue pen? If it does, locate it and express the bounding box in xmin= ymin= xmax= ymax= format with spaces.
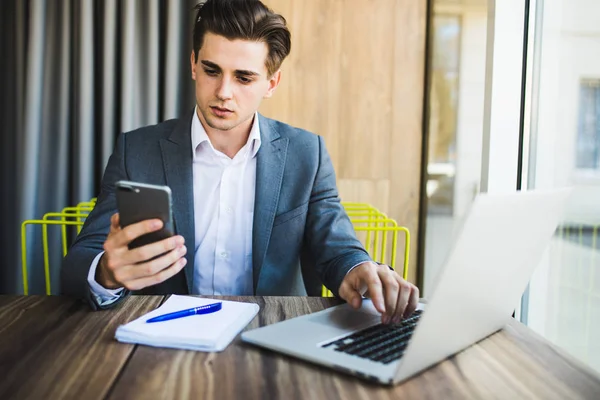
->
xmin=146 ymin=302 xmax=222 ymax=323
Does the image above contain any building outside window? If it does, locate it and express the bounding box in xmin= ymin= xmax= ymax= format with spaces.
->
xmin=576 ymin=79 xmax=600 ymax=171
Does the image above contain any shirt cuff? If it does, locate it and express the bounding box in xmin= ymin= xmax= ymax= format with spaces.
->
xmin=345 ymin=261 xmax=369 ymax=276
xmin=87 ymin=251 xmax=124 ymax=306
xmin=344 ymin=261 xmax=393 ymax=276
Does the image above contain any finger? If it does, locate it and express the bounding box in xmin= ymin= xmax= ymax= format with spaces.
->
xmin=392 ymin=280 xmax=411 ymax=323
xmin=120 ymin=244 xmax=187 ymax=281
xmin=338 ymin=281 xmax=363 ymax=309
xmin=123 ymin=257 xmax=188 ymax=291
xmin=121 ymin=235 xmax=185 ymax=265
xmin=363 ymin=269 xmax=385 ymax=314
xmin=114 ymin=219 xmax=163 ymax=247
xmin=377 ymin=268 xmax=399 ymax=321
xmin=109 ymin=213 xmax=120 ymax=233
xmin=403 ymin=284 xmax=420 ymax=318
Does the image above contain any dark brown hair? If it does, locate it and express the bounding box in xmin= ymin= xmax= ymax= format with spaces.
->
xmin=193 ymin=0 xmax=291 ymax=77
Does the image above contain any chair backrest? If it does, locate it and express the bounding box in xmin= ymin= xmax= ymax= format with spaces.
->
xmin=319 ymin=202 xmax=411 ymax=297
xmin=21 ymin=199 xmax=97 ymax=295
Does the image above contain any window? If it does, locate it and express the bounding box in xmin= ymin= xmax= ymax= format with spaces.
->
xmin=422 ymin=0 xmax=488 ymax=296
xmin=523 ymin=0 xmax=600 ymax=373
xmin=427 ymin=14 xmax=461 ymax=215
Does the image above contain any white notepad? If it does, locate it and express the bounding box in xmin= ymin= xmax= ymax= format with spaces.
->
xmin=115 ymin=295 xmax=260 ymax=352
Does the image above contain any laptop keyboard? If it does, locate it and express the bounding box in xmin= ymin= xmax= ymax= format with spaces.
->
xmin=321 ymin=310 xmax=423 ymax=364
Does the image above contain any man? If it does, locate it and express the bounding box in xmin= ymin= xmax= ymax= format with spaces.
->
xmin=61 ymin=0 xmax=418 ymax=324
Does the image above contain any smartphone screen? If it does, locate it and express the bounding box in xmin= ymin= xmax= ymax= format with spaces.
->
xmin=115 ymin=181 xmax=174 ymax=249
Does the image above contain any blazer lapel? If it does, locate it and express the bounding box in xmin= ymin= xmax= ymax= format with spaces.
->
xmin=253 ymin=115 xmax=289 ymax=292
xmin=160 ymin=110 xmax=196 ymax=293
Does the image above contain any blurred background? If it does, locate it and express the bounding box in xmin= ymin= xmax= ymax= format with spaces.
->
xmin=0 ymin=0 xmax=599 ymax=374
xmin=423 ymin=0 xmax=600 ymax=373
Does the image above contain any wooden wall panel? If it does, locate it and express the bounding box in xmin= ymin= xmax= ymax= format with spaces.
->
xmin=259 ymin=0 xmax=427 ymax=284
xmin=260 ymin=0 xmax=343 ymax=171
xmin=338 ymin=1 xmax=394 ymax=180
xmin=338 ymin=179 xmax=390 ymax=214
xmin=390 ymin=0 xmax=427 ymax=283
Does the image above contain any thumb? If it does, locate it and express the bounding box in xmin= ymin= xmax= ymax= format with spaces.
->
xmin=339 ymin=284 xmax=363 ymax=309
xmin=349 ymin=293 xmax=362 ymax=309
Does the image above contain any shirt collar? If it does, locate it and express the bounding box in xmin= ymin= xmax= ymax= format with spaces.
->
xmin=191 ymin=107 xmax=262 ymax=160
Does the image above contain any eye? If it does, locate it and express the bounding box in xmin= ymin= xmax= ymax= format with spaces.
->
xmin=203 ymin=69 xmax=218 ymax=76
xmin=237 ymin=76 xmax=252 ymax=84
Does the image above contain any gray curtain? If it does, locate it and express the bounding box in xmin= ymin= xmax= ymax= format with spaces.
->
xmin=0 ymin=0 xmax=198 ymax=294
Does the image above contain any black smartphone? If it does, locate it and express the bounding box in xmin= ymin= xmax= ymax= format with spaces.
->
xmin=115 ymin=180 xmax=174 ymax=249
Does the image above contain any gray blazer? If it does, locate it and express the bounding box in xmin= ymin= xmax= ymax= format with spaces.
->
xmin=61 ymin=110 xmax=371 ymax=309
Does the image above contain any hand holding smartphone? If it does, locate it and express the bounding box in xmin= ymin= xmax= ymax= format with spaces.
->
xmin=95 ymin=181 xmax=187 ymax=291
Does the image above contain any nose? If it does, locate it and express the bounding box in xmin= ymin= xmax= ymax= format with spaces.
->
xmin=216 ymin=76 xmax=233 ymax=101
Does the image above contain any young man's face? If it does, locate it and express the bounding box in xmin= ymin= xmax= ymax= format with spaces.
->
xmin=191 ymin=32 xmax=280 ymax=133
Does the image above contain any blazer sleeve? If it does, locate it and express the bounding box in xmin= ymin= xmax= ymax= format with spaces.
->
xmin=61 ymin=132 xmax=130 ymax=310
xmin=303 ymin=136 xmax=372 ymax=298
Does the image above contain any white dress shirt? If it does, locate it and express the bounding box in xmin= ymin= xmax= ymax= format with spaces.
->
xmin=191 ymin=110 xmax=259 ymax=295
xmin=87 ymin=109 xmax=260 ymax=304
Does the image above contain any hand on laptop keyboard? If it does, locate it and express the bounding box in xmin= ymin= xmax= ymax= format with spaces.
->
xmin=338 ymin=262 xmax=420 ymax=325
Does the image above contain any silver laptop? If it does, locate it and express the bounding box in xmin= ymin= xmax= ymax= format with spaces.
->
xmin=241 ymin=189 xmax=571 ymax=385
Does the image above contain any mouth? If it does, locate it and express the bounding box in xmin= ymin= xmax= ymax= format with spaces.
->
xmin=210 ymin=106 xmax=233 ymax=114
xmin=210 ymin=106 xmax=234 ymax=118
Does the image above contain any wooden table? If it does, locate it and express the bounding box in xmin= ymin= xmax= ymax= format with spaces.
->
xmin=1 ymin=295 xmax=599 ymax=399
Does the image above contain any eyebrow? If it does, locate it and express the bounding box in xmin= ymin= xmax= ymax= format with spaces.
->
xmin=200 ymin=60 xmax=261 ymax=77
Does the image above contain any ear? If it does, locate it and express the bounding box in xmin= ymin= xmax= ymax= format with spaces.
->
xmin=190 ymin=50 xmax=197 ymax=80
xmin=263 ymin=70 xmax=282 ymax=99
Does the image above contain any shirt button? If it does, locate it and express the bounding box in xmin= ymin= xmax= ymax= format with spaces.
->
xmin=220 ymin=251 xmax=228 ymax=259
xmin=226 ymin=206 xmax=233 ymax=214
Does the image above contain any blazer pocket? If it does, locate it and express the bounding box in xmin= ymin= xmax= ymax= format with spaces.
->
xmin=273 ymin=202 xmax=309 ymax=227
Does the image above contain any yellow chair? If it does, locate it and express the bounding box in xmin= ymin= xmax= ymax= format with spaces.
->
xmin=321 ymin=203 xmax=410 ymax=297
xmin=21 ymin=199 xmax=96 ymax=295
xmin=342 ymin=202 xmax=389 ymax=254
xmin=342 ymin=203 xmax=409 ymax=273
